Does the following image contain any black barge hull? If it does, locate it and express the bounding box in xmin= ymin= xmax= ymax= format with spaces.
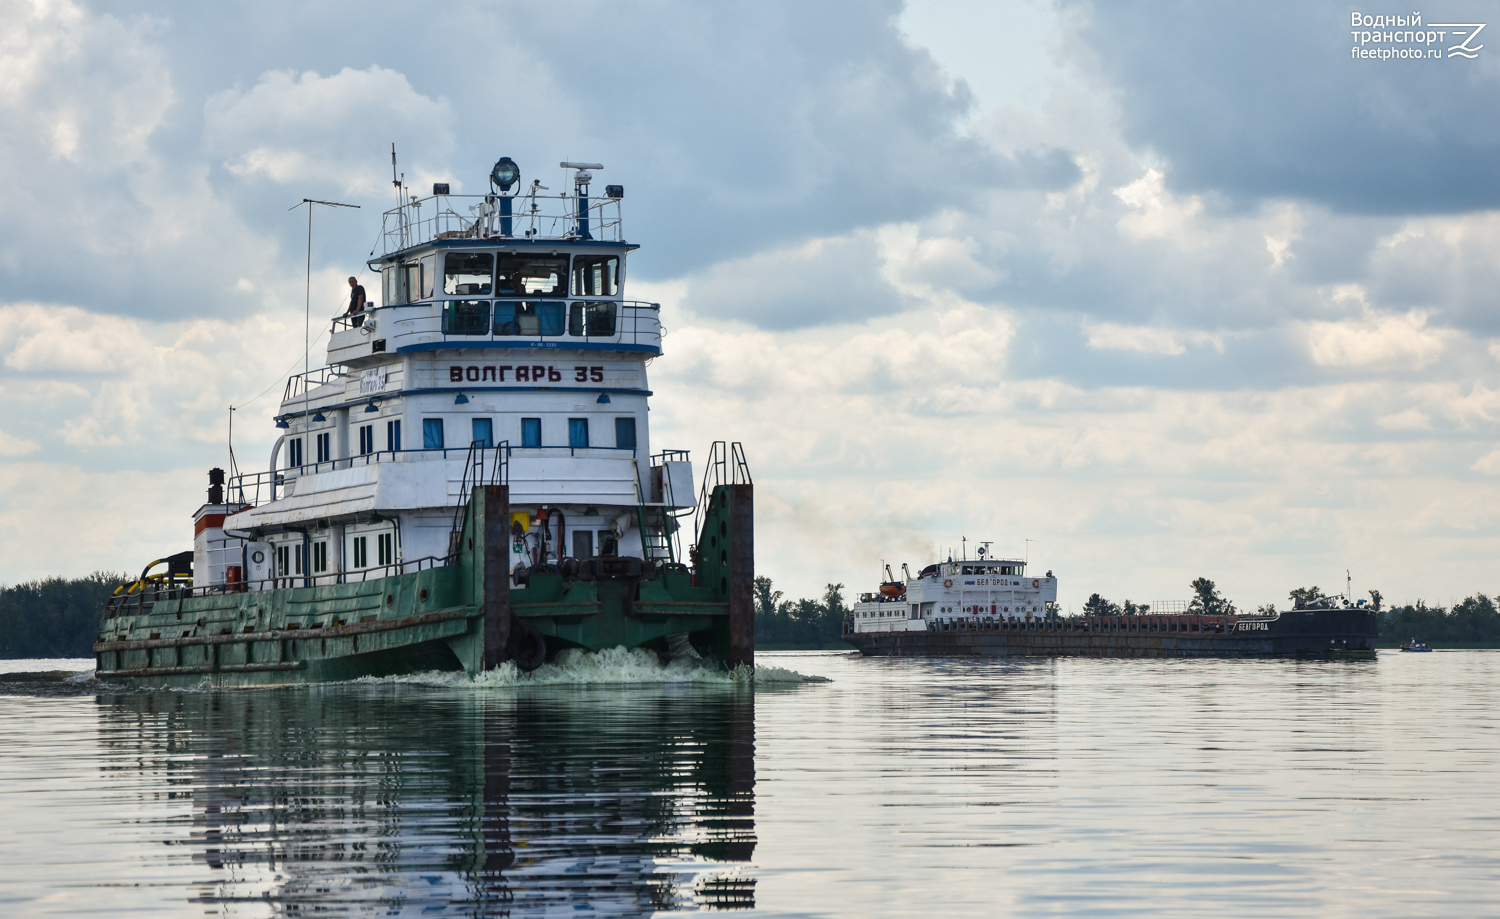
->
xmin=846 ymin=609 xmax=1378 ymax=659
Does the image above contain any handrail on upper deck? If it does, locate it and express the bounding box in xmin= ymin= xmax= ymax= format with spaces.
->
xmin=379 ymin=191 xmax=624 ymax=255
xmin=328 ymin=299 xmax=661 ymax=348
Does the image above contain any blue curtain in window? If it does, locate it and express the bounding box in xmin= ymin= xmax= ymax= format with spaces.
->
xmin=615 ymin=417 xmax=636 ymax=451
xmin=568 ymin=418 xmax=589 ymax=448
xmin=423 ymin=418 xmax=445 ymax=450
xmin=472 ymin=418 xmax=493 ymax=448
xmin=386 ymin=420 xmax=401 ymax=452
xmin=521 ymin=418 xmax=541 ymax=447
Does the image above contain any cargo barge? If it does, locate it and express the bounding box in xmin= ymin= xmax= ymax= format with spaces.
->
xmin=845 ymin=551 xmax=1377 ymax=658
xmin=93 ymin=157 xmax=754 ymax=687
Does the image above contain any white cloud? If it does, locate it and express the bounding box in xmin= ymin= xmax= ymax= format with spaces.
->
xmin=1305 ymin=308 xmax=1448 ymax=370
xmin=1113 ymin=168 xmax=1203 ymax=241
xmin=0 ymin=428 xmax=39 ymax=457
xmin=1376 ymin=408 xmax=1431 ymax=431
xmin=204 ymin=66 xmax=455 ymax=196
xmin=1081 ymin=321 xmax=1223 ymax=356
xmin=1474 ymin=449 xmax=1500 ymax=475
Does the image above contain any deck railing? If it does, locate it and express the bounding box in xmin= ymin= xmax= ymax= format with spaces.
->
xmin=100 ymin=554 xmax=457 ymax=619
xmin=229 ymin=444 xmax=637 ymax=505
xmin=379 ymin=191 xmax=624 ymax=255
xmin=328 ymin=299 xmax=661 ymax=350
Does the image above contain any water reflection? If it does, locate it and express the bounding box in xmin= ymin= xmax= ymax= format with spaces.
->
xmin=97 ymin=685 xmax=756 ymax=916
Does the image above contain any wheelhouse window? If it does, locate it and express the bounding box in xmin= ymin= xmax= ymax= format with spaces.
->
xmin=496 ymin=255 xmax=568 ymax=296
xmin=386 ymin=420 xmax=401 ymax=451
xmin=315 ymin=432 xmax=331 ymax=464
xmin=521 ymin=418 xmax=541 ymax=447
xmin=495 ymin=300 xmax=564 ymax=336
xmin=358 ymin=424 xmax=374 ymax=456
xmin=287 ymin=437 xmax=303 ymax=468
xmin=443 ymin=299 xmax=490 ymax=335
xmin=568 ymin=301 xmax=617 ymax=337
xmin=444 ymin=252 xmax=493 ymax=296
xmin=570 ymin=255 xmax=618 ymax=297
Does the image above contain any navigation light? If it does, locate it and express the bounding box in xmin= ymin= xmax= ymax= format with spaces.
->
xmin=275 ymin=416 xmax=289 ymax=429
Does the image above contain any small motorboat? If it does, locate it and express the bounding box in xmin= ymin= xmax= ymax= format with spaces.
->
xmin=1400 ymin=638 xmax=1433 ymax=652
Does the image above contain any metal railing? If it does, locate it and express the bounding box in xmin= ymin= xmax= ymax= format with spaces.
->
xmin=228 ymin=444 xmax=633 ymax=506
xmin=449 ymin=440 xmax=509 ymax=554
xmin=380 ymin=191 xmax=624 ymax=254
xmin=101 ymin=554 xmax=457 ymax=619
xmin=283 ymin=365 xmax=350 ymax=402
xmin=329 ymin=299 xmax=661 ymax=349
xmin=692 ymin=441 xmax=751 ymax=553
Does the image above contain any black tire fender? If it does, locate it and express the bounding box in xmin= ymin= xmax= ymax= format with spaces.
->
xmin=507 ymin=616 xmax=546 ymax=672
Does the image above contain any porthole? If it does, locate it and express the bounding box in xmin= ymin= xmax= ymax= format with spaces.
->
xmin=251 ymin=550 xmax=265 ymax=564
xmin=419 ymin=588 xmax=429 ymax=603
xmin=386 ymin=594 xmax=394 ymax=607
xmin=720 ymin=521 xmax=727 ymax=539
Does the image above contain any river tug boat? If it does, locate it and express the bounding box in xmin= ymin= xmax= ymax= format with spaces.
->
xmin=94 ymin=158 xmax=754 ymax=687
xmin=845 ymin=548 xmax=1378 ymax=658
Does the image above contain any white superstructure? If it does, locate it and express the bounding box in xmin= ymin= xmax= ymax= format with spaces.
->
xmin=850 ymin=550 xmax=1058 ymax=634
xmin=209 ymin=158 xmax=694 ymax=590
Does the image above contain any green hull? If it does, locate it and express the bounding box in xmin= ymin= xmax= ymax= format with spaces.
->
xmin=94 ymin=484 xmax=754 ymax=688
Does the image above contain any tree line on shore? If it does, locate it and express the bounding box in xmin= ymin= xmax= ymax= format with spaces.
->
xmin=2 ymin=573 xmax=1499 ymax=657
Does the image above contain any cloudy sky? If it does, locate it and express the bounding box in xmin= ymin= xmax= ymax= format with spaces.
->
xmin=2 ymin=0 xmax=1498 ymax=611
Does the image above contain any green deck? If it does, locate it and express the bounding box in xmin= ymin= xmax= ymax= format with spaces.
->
xmin=94 ymin=484 xmax=754 ymax=687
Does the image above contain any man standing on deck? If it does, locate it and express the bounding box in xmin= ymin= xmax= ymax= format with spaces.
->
xmin=344 ymin=276 xmax=367 ymax=327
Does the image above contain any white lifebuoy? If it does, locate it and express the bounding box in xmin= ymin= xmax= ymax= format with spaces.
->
xmin=1032 ymin=579 xmax=1040 ymax=588
xmin=943 ymin=578 xmax=953 ymax=589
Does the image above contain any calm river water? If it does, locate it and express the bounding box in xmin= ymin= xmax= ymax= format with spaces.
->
xmin=1 ymin=650 xmax=1497 ymax=917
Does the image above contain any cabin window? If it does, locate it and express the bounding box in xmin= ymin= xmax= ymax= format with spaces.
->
xmin=382 ymin=266 xmax=401 ymax=306
xmin=572 ymin=530 xmax=594 ymax=559
xmin=569 ymin=418 xmax=589 ymax=448
xmin=358 ymin=424 xmax=374 ymax=456
xmin=315 ymin=432 xmax=331 ymax=464
xmin=615 ymin=417 xmax=636 ymax=451
xmin=443 ymin=299 xmax=491 ymax=335
xmin=496 ymin=255 xmax=568 ymax=296
xmin=400 ymin=260 xmax=429 ymax=302
xmin=494 ymin=300 xmax=565 ymax=336
xmin=377 ymin=532 xmax=394 ymax=567
xmin=313 ymin=541 xmax=328 ymax=574
xmin=423 ymin=419 xmax=445 ymax=450
xmin=287 ymin=437 xmax=303 ymax=469
xmin=353 ymin=536 xmax=368 ymax=568
xmin=521 ymin=418 xmax=541 ymax=447
xmin=472 ymin=418 xmax=493 ymax=448
xmin=386 ymin=420 xmax=401 ymax=452
xmin=570 ymin=256 xmax=619 ymax=296
xmin=276 ymin=544 xmax=290 ymax=577
xmin=444 ymin=252 xmax=493 ymax=296
xmin=568 ymin=301 xmax=617 ymax=337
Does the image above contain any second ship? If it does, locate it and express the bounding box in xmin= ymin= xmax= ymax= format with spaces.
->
xmin=845 ymin=548 xmax=1378 ymax=658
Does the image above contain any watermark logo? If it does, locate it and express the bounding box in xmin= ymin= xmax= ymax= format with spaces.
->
xmin=1350 ymin=12 xmax=1486 ymax=60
